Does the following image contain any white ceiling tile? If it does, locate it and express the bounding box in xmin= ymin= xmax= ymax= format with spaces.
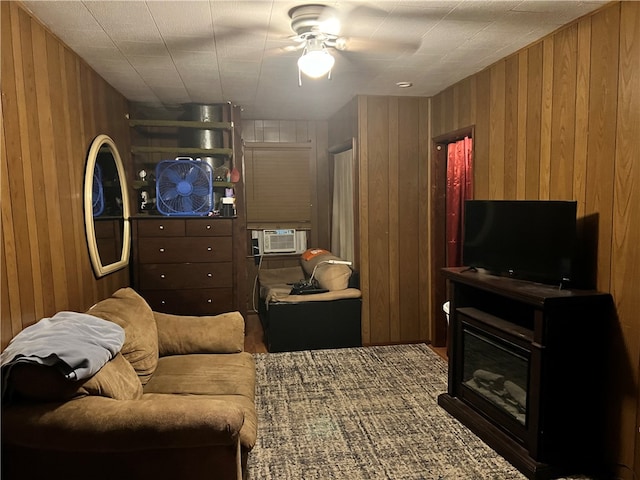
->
xmin=128 ymin=55 xmax=178 ymax=70
xmin=165 ymin=35 xmax=216 ymax=53
xmin=55 ymin=29 xmax=115 ymax=49
xmin=116 ymin=41 xmax=168 ymax=57
xmin=23 ymin=0 xmax=607 ymax=119
xmin=172 ymin=52 xmax=219 ymax=69
xmin=84 ymin=1 xmax=156 ymax=28
xmin=22 ymin=1 xmax=99 ymax=29
xmin=148 ymin=1 xmax=214 ymax=35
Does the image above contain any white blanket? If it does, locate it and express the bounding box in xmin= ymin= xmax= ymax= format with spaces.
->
xmin=1 ymin=311 xmax=125 ymax=384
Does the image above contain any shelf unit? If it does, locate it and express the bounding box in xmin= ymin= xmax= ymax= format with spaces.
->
xmin=128 ymin=103 xmax=237 ymax=216
xmin=128 ymin=117 xmax=234 ymax=156
xmin=128 ymin=103 xmax=247 ymax=318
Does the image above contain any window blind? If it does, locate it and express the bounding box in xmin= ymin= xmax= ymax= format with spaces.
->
xmin=244 ymin=143 xmax=312 ymax=228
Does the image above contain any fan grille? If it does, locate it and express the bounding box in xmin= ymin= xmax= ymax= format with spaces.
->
xmin=155 ymin=159 xmax=213 ymax=216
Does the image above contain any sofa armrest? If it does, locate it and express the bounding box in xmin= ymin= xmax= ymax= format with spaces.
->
xmin=2 ymin=394 xmax=244 ymax=452
xmin=154 ymin=311 xmax=245 ymax=356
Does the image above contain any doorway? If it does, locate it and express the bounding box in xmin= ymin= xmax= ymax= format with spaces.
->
xmin=329 ymin=138 xmax=359 ymax=267
xmin=431 ymin=127 xmax=474 ymax=347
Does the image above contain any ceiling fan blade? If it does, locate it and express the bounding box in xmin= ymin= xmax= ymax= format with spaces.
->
xmin=258 ymin=44 xmax=303 ymax=59
xmin=280 ymin=42 xmax=306 ymax=53
xmin=314 ymin=6 xmax=342 ymax=36
xmin=337 ymin=36 xmax=421 ymax=54
xmin=315 ymin=4 xmax=394 ymax=35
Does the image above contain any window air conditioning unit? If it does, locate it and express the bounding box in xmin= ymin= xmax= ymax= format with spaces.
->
xmin=262 ymin=229 xmax=297 ymax=253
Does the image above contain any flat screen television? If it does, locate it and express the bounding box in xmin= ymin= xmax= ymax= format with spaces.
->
xmin=462 ymin=200 xmax=577 ymax=286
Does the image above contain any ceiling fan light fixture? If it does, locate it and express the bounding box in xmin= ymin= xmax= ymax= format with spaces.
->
xmin=298 ymin=49 xmax=335 ymax=78
xmin=298 ymin=38 xmax=335 ymax=79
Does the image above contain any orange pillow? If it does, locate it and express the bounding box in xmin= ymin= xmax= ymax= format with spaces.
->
xmin=301 ymin=248 xmax=331 ymax=262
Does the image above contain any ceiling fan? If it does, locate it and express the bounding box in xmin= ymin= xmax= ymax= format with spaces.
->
xmin=286 ymin=4 xmax=344 ymax=83
xmin=285 ymin=3 xmax=420 ymax=85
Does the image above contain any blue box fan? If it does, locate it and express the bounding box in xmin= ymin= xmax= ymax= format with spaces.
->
xmin=155 ymin=157 xmax=213 ymax=216
xmin=92 ymin=163 xmax=105 ymax=217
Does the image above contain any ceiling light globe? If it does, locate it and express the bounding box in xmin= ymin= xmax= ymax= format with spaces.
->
xmin=298 ymin=50 xmax=335 ymax=78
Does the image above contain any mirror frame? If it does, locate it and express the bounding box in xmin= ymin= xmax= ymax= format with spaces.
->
xmin=84 ymin=134 xmax=131 ymax=277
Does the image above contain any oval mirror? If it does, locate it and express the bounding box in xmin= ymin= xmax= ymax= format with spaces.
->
xmin=84 ymin=134 xmax=131 ymax=277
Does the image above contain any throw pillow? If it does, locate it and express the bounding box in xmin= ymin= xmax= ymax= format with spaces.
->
xmin=88 ymin=288 xmax=158 ymax=385
xmin=78 ymin=352 xmax=143 ymax=400
xmin=154 ymin=311 xmax=244 ymax=356
xmin=300 ymin=248 xmax=351 ymax=291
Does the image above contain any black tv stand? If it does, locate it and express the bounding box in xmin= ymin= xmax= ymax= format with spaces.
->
xmin=439 ymin=267 xmax=613 ymax=479
xmin=460 ymin=265 xmax=478 ymax=273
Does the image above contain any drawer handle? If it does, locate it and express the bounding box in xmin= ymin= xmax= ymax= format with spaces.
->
xmin=207 ymin=299 xmax=212 ymax=303
xmin=207 ymin=247 xmax=212 ymax=251
xmin=161 ymin=300 xmax=166 ymax=305
xmin=159 ymin=225 xmax=164 ymax=230
xmin=207 ymin=273 xmax=213 ymax=278
xmin=159 ymin=248 xmax=165 ymax=253
xmin=206 ymin=225 xmax=212 ymax=230
xmin=160 ymin=274 xmax=166 ymax=279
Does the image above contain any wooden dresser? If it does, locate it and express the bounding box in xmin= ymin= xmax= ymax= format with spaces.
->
xmin=131 ymin=217 xmax=241 ymax=316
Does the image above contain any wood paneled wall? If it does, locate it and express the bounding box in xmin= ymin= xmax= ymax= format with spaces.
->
xmin=431 ymin=3 xmax=640 ymax=477
xmin=1 ymin=2 xmax=131 ymax=349
xmin=330 ymin=96 xmax=431 ymax=346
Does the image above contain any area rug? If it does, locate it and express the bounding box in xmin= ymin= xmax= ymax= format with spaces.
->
xmin=248 ymin=344 xmax=591 ymax=480
xmin=247 ymin=344 xmax=515 ymax=479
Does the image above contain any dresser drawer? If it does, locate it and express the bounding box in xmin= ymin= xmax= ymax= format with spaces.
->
xmin=139 ymin=263 xmax=232 ymax=290
xmin=139 ymin=237 xmax=232 ymax=263
xmin=185 ymin=218 xmax=232 ymax=236
xmin=141 ymin=288 xmax=234 ymax=316
xmin=137 ymin=219 xmax=185 ymax=237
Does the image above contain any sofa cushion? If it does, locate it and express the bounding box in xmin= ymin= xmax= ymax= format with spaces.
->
xmin=8 ymin=353 xmax=142 ymax=401
xmin=300 ymin=248 xmax=351 ymax=291
xmin=88 ymin=288 xmax=158 ymax=385
xmin=143 ymin=352 xmax=256 ymax=402
xmin=154 ymin=311 xmax=244 ymax=356
xmin=143 ymin=353 xmax=257 ymax=450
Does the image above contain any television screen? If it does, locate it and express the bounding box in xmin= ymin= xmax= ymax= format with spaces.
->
xmin=462 ymin=200 xmax=577 ymax=285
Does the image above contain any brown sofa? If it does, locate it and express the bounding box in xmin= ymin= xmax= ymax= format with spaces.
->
xmin=1 ymin=288 xmax=256 ymax=480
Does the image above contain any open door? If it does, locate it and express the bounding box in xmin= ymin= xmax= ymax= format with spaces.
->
xmin=431 ymin=127 xmax=474 ymax=348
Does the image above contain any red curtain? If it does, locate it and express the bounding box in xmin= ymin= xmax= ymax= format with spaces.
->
xmin=446 ymin=137 xmax=473 ymax=267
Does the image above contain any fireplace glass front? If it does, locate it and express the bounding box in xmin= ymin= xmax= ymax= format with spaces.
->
xmin=462 ymin=325 xmax=530 ymax=426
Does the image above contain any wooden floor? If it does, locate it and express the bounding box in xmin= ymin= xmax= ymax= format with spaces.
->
xmin=244 ymin=312 xmax=447 ymax=361
xmin=244 ymin=312 xmax=268 ymax=354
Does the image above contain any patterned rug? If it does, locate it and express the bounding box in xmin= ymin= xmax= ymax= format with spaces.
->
xmin=247 ymin=344 xmax=520 ymax=479
xmin=248 ymin=344 xmax=591 ymax=480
